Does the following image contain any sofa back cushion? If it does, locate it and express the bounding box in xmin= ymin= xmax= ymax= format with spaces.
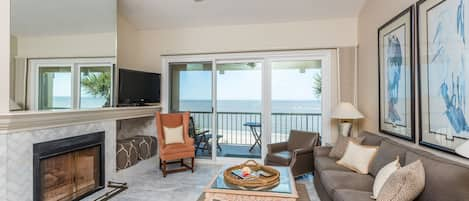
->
xmin=359 ymin=131 xmax=385 ymax=146
xmin=369 ymin=139 xmax=407 ymax=177
xmin=405 ymin=150 xmax=469 ymax=201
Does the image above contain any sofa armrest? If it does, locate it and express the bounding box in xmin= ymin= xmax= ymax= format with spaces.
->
xmin=314 ymin=146 xmax=332 ymax=157
xmin=267 ymin=142 xmax=288 ymax=154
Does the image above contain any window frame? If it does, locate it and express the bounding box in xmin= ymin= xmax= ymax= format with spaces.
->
xmin=28 ymin=58 xmax=115 ymax=111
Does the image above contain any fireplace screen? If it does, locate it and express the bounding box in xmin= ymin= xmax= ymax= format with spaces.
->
xmin=40 ymin=146 xmax=100 ymax=201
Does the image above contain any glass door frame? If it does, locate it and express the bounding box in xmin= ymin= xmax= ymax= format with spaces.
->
xmin=162 ymin=50 xmax=333 ymax=163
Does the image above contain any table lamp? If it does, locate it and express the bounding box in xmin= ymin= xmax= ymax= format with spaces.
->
xmin=455 ymin=140 xmax=469 ymax=158
xmin=331 ymin=102 xmax=364 ymax=137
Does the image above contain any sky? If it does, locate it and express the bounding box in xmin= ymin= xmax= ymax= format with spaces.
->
xmin=51 ymin=65 xmax=322 ymax=101
xmin=179 ymin=67 xmax=321 ymax=101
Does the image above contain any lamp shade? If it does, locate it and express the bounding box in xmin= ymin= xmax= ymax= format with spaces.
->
xmin=331 ymin=102 xmax=364 ymax=119
xmin=455 ymin=140 xmax=469 ymax=158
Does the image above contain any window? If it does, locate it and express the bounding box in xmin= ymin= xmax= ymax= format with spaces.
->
xmin=30 ymin=58 xmax=115 ymax=111
xmin=38 ymin=66 xmax=72 ymax=110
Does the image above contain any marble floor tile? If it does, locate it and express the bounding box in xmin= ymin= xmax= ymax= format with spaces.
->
xmin=105 ymin=162 xmax=320 ymax=201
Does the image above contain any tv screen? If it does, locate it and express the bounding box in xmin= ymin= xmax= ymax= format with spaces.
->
xmin=118 ymin=68 xmax=160 ymax=105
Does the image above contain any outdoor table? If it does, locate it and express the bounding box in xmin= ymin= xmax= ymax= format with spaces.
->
xmin=243 ymin=122 xmax=262 ymax=152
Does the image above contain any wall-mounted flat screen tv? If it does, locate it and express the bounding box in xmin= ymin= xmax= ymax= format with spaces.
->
xmin=118 ymin=68 xmax=160 ymax=106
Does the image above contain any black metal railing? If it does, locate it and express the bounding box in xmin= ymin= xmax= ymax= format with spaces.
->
xmin=190 ymin=111 xmax=321 ymax=145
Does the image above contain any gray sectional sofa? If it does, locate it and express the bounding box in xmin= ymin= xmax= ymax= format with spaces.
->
xmin=313 ymin=131 xmax=469 ymax=201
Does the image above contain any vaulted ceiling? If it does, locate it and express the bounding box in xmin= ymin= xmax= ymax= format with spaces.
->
xmin=119 ymin=0 xmax=367 ymax=30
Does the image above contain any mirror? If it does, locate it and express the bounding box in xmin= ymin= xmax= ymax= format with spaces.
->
xmin=10 ymin=0 xmax=117 ymax=111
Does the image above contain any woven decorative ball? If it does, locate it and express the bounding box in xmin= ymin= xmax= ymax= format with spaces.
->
xmin=224 ymin=160 xmax=280 ymax=188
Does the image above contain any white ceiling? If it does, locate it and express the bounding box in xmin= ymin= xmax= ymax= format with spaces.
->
xmin=11 ymin=0 xmax=116 ymax=36
xmin=119 ymin=0 xmax=367 ymax=30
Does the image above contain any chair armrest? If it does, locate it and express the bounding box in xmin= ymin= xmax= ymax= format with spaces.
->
xmin=186 ymin=137 xmax=194 ymax=145
xmin=267 ymin=142 xmax=288 ymax=154
xmin=293 ymin=147 xmax=314 ymax=156
xmin=314 ymin=146 xmax=332 ymax=157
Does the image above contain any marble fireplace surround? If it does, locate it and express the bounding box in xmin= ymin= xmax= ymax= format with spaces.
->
xmin=0 ymin=106 xmax=161 ymax=201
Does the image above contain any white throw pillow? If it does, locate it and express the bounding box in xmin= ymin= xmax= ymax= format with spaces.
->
xmin=371 ymin=156 xmax=401 ymax=199
xmin=336 ymin=141 xmax=379 ymax=174
xmin=163 ymin=126 xmax=185 ymax=144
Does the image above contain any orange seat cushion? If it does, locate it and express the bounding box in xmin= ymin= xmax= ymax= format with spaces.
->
xmin=161 ymin=144 xmax=195 ymax=155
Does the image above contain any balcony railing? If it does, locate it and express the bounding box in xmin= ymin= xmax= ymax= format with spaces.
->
xmin=190 ymin=111 xmax=321 ymax=145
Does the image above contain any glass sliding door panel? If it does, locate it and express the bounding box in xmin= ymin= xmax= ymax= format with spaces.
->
xmin=169 ymin=62 xmax=213 ymax=159
xmin=38 ymin=66 xmax=72 ymax=110
xmin=80 ymin=66 xmax=112 ymax=109
xmin=271 ymin=60 xmax=322 ymax=143
xmin=216 ymin=62 xmax=262 ymax=159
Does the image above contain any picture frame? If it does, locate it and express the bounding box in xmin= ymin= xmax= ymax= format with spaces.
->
xmin=417 ymin=0 xmax=469 ymax=154
xmin=378 ymin=6 xmax=415 ymax=141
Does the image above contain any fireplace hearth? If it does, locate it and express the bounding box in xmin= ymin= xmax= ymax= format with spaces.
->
xmin=33 ymin=132 xmax=105 ymax=201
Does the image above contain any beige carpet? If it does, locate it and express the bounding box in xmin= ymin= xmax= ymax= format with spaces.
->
xmin=197 ymin=183 xmax=311 ymax=201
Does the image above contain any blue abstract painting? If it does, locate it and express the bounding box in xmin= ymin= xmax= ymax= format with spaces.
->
xmin=384 ymin=26 xmax=407 ymax=127
xmin=427 ymin=0 xmax=469 ymax=138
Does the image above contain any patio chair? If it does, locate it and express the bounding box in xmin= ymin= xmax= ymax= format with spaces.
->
xmin=189 ymin=117 xmax=223 ymax=154
xmin=264 ymin=130 xmax=320 ymax=177
xmin=156 ymin=112 xmax=195 ymax=177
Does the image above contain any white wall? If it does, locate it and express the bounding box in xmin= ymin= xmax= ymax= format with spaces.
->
xmin=0 ymin=0 xmax=10 ymax=113
xmin=16 ymin=33 xmax=116 ymax=58
xmin=118 ymin=17 xmax=358 ymax=73
xmin=358 ymin=0 xmax=469 ymax=164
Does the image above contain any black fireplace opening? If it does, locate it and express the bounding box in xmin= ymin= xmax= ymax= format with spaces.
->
xmin=33 ymin=132 xmax=105 ymax=201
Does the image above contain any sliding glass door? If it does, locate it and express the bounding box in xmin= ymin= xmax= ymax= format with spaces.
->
xmin=270 ymin=60 xmax=322 ymax=143
xmin=166 ymin=50 xmax=330 ymax=161
xmin=216 ymin=61 xmax=262 ymax=159
xmin=169 ymin=62 xmax=214 ymax=159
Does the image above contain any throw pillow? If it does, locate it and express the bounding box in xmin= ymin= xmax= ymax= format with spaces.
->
xmin=377 ymin=160 xmax=426 ymax=201
xmin=372 ymin=156 xmax=401 ymax=199
xmin=163 ymin=125 xmax=185 ymax=144
xmin=336 ymin=141 xmax=379 ymax=174
xmin=329 ymin=135 xmax=366 ymax=158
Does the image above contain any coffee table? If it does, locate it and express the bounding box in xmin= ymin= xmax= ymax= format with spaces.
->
xmin=204 ymin=166 xmax=298 ymax=201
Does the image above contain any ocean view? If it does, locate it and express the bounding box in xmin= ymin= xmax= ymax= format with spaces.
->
xmin=52 ymin=96 xmax=107 ymax=109
xmin=179 ymin=99 xmax=321 ymax=113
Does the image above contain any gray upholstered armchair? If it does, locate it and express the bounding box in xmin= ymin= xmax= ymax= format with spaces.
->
xmin=265 ymin=130 xmax=320 ymax=177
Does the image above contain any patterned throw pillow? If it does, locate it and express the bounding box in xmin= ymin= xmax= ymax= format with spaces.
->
xmin=377 ymin=160 xmax=425 ymax=201
xmin=372 ymin=156 xmax=401 ymax=199
xmin=336 ymin=141 xmax=379 ymax=174
xmin=329 ymin=135 xmax=365 ymax=158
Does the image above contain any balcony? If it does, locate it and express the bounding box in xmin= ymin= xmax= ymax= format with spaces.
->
xmin=190 ymin=111 xmax=321 ymax=158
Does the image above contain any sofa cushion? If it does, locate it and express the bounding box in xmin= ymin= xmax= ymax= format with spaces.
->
xmin=359 ymin=131 xmax=385 ymax=146
xmin=267 ymin=151 xmax=291 ymax=166
xmin=332 ymin=189 xmax=374 ymax=201
xmin=369 ymin=139 xmax=407 ymax=176
xmin=320 ymin=170 xmax=374 ymax=196
xmin=405 ymin=150 xmax=469 ymax=201
xmin=315 ymin=156 xmax=352 ymax=172
xmin=329 ymin=135 xmax=365 ymax=159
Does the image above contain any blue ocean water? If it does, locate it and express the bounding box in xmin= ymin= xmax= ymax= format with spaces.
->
xmin=179 ymin=100 xmax=321 ymax=113
xmin=53 ymin=96 xmax=107 ymax=109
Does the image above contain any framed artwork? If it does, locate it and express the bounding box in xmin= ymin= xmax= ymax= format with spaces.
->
xmin=378 ymin=6 xmax=415 ymax=141
xmin=418 ymin=0 xmax=469 ymax=154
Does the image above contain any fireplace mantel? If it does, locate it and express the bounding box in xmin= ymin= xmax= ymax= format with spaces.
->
xmin=0 ymin=106 xmax=161 ymax=133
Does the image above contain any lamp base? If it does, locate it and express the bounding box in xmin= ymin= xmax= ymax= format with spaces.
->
xmin=338 ymin=121 xmax=353 ymax=137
